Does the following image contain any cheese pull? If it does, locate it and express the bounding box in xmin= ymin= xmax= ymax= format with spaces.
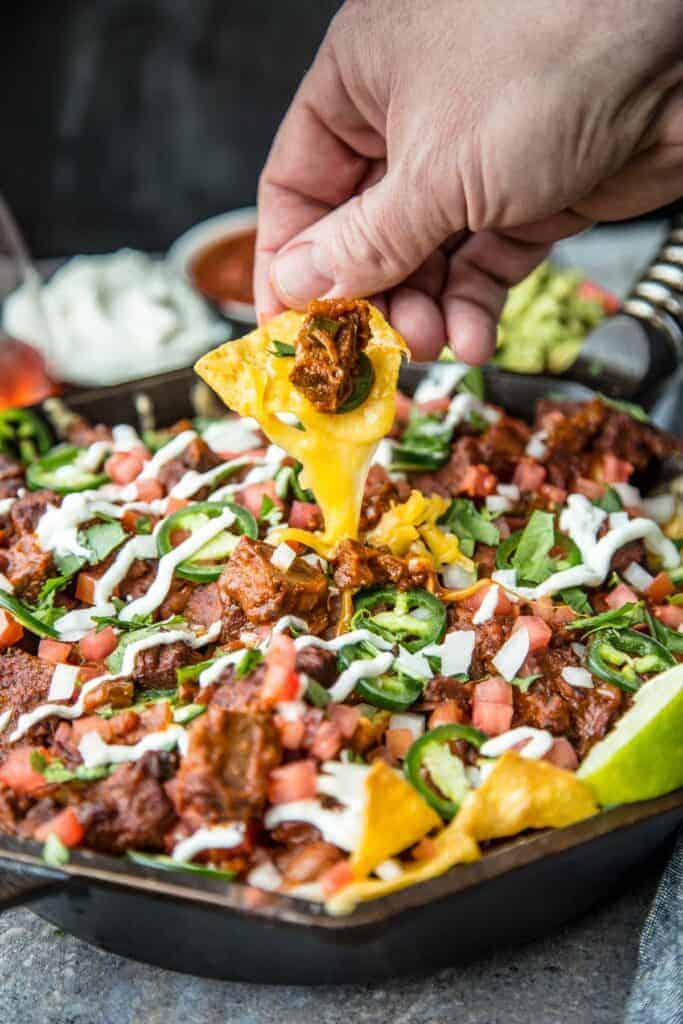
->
xmin=195 ymin=304 xmax=408 ymax=554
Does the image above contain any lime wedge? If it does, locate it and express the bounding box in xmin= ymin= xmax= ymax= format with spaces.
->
xmin=577 ymin=664 xmax=683 ymax=805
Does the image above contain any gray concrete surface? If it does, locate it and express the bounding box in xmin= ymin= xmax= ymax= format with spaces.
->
xmin=0 ymin=846 xmax=669 ymax=1024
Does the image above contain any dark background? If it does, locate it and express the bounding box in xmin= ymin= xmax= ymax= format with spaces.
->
xmin=2 ymin=0 xmax=341 ymax=256
xmin=2 ymin=0 xmax=680 ymax=259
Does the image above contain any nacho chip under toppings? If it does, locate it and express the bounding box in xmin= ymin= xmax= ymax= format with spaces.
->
xmin=195 ymin=302 xmax=407 ymax=554
xmin=350 ymin=759 xmax=441 ymax=879
xmin=326 ymin=751 xmax=597 ymax=914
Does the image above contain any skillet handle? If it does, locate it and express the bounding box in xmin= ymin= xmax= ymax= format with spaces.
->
xmin=0 ymin=856 xmax=67 ymax=911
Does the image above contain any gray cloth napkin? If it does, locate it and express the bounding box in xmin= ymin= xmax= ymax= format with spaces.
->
xmin=625 ymin=827 xmax=682 ymax=1024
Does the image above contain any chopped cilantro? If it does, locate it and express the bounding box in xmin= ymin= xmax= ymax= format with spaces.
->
xmin=439 ymin=498 xmax=500 ymax=549
xmin=135 ymin=515 xmax=153 ymax=535
xmin=270 ymin=340 xmax=296 ymax=358
xmin=560 ymin=587 xmax=593 ymax=615
xmin=510 ymin=674 xmax=542 ymax=693
xmin=594 ymin=487 xmax=623 ymax=513
xmin=511 ymin=510 xmax=555 ymax=584
xmin=236 ymin=648 xmax=264 ymax=679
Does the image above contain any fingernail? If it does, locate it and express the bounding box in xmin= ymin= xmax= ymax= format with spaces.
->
xmin=271 ymin=243 xmax=334 ymax=305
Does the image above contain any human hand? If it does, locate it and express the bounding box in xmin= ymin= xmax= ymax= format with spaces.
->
xmin=255 ymin=0 xmax=683 ymax=363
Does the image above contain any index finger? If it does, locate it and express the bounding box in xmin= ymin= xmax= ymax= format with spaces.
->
xmin=255 ymin=48 xmax=383 ymax=321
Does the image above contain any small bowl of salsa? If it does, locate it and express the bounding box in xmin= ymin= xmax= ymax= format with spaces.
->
xmin=167 ymin=208 xmax=257 ymax=323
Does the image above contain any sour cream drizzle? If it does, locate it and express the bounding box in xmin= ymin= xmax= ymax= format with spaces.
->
xmin=137 ymin=430 xmax=197 ymax=481
xmin=264 ymin=761 xmax=370 ymax=851
xmin=511 ymin=494 xmax=679 ymax=600
xmin=171 ymin=823 xmax=246 ymax=863
xmin=119 ymin=509 xmax=236 ymax=621
xmin=79 ymin=724 xmax=188 ymax=768
xmin=9 ymin=623 xmax=220 ymax=741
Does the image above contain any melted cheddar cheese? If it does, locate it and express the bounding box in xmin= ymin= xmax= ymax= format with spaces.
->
xmin=195 ymin=305 xmax=407 ymax=555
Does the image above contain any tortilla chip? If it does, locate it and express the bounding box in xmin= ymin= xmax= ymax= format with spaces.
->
xmin=350 ymin=760 xmax=441 ymax=879
xmin=195 ymin=305 xmax=407 ymax=550
xmin=326 ymin=751 xmax=597 ymax=914
xmin=327 ymin=819 xmax=480 ymax=915
xmin=456 ymin=751 xmax=598 ymax=840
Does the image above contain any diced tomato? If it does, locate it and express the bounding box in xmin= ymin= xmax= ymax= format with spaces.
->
xmin=135 ymin=479 xmax=164 ymax=502
xmin=262 ymin=633 xmax=300 ymax=705
xmin=606 ymin=583 xmax=639 ymax=610
xmin=472 ymin=676 xmax=513 ymax=736
xmin=217 ymin=446 xmax=268 ymax=463
xmin=128 ymin=445 xmax=152 ymax=463
xmin=275 ymin=716 xmax=306 ymax=750
xmin=654 ymin=604 xmax=683 ymax=629
xmin=0 ymin=747 xmax=47 ymax=794
xmin=75 ymin=571 xmax=98 ymax=605
xmin=472 ymin=701 xmax=513 ymax=736
xmin=268 ymin=760 xmax=317 ymax=804
xmin=289 ymin=501 xmax=322 ymax=531
xmin=309 ymin=720 xmax=343 ymax=761
xmin=236 ymin=480 xmax=284 ymax=518
xmin=465 ymin=583 xmax=513 ymax=617
xmin=473 ymin=676 xmax=513 ymax=705
xmin=0 ymin=610 xmax=23 ymax=647
xmin=417 ymin=397 xmax=451 ymax=415
xmin=575 ymin=477 xmax=605 ymax=501
xmin=327 ymin=704 xmax=360 ymax=740
xmin=459 ymin=464 xmax=497 ymax=497
xmin=539 ymin=483 xmax=568 ymax=507
xmin=166 ymin=497 xmax=190 ymax=515
xmin=646 ymin=572 xmax=675 ymax=603
xmin=598 ymin=454 xmax=633 ymax=485
xmin=512 ymin=615 xmax=552 ymax=652
xmin=79 ymin=626 xmax=118 ymax=662
xmin=411 ymin=837 xmax=437 ymax=861
xmin=38 ymin=638 xmax=72 ymax=664
xmin=70 ymin=714 xmax=119 ymax=745
xmin=428 ymin=701 xmax=464 ymax=729
xmin=542 ymin=737 xmax=579 ymax=772
xmin=535 ymin=603 xmax=581 ymax=631
xmin=385 ymin=728 xmax=414 ymax=760
xmin=577 ymin=279 xmax=620 ymax=314
xmin=394 ymin=391 xmax=413 ymax=424
xmin=512 ymin=459 xmax=547 ymax=493
xmin=34 ymin=807 xmax=85 ymax=847
xmin=105 ymin=452 xmax=144 ymax=485
xmin=320 ymin=859 xmax=354 ymax=897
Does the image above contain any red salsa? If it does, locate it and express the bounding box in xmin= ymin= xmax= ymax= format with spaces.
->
xmin=190 ymin=229 xmax=256 ymax=306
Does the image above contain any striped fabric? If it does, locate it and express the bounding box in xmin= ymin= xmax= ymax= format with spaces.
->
xmin=625 ymin=828 xmax=682 ymax=1024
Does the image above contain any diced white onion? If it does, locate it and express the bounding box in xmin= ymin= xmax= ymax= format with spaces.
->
xmin=47 ymin=663 xmax=80 ymax=702
xmin=481 ymin=726 xmax=553 ymax=760
xmin=472 ymin=585 xmax=499 ymax=625
xmin=247 ymin=861 xmax=283 ymax=892
xmin=623 ymin=562 xmax=654 ymax=593
xmin=271 ymin=542 xmax=297 ymax=572
xmin=571 ymin=641 xmax=587 ymax=660
xmin=393 ymin=646 xmax=432 ymax=680
xmin=422 ymin=630 xmax=475 ymax=677
xmin=497 ymin=483 xmax=520 ymax=501
xmin=388 ymin=712 xmax=424 ymax=739
xmin=486 ymin=495 xmax=511 ymax=515
xmin=561 ymin=666 xmax=594 ymax=689
xmin=492 ymin=627 xmax=530 ymax=682
xmin=374 ymin=859 xmax=403 ymax=882
xmin=525 ymin=431 xmax=548 ymax=460
xmin=441 ymin=563 xmax=475 ymax=590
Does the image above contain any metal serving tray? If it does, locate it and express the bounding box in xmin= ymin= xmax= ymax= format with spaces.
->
xmin=0 ymin=364 xmax=680 ymax=984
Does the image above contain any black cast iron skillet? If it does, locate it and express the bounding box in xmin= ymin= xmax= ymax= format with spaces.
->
xmin=0 ymin=359 xmax=681 ymax=983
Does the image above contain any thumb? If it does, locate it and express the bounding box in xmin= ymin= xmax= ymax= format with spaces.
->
xmin=270 ymin=170 xmax=460 ymax=307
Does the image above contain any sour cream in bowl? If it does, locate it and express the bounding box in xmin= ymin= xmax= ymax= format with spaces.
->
xmin=2 ymin=248 xmax=230 ymax=387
